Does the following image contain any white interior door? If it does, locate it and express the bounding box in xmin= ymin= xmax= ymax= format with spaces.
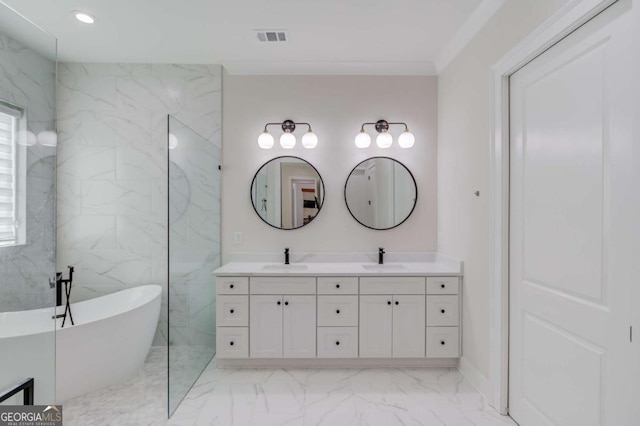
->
xmin=509 ymin=1 xmax=638 ymax=425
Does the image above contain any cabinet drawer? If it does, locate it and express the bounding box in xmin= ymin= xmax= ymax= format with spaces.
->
xmin=317 ymin=296 xmax=358 ymax=327
xmin=250 ymin=277 xmax=316 ymax=294
xmin=426 ymin=295 xmax=459 ymax=326
xmin=426 ymin=277 xmax=459 ymax=295
xmin=426 ymin=327 xmax=460 ymax=358
xmin=216 ymin=327 xmax=249 ymax=358
xmin=217 ymin=276 xmax=249 ymax=295
xmin=360 ymin=277 xmax=425 ymax=295
xmin=317 ymin=277 xmax=358 ymax=294
xmin=317 ymin=327 xmax=358 ymax=358
xmin=216 ymin=295 xmax=249 ymax=327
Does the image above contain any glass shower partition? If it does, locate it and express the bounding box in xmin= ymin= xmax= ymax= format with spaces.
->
xmin=0 ymin=3 xmax=57 ymax=406
xmin=167 ymin=116 xmax=220 ymax=416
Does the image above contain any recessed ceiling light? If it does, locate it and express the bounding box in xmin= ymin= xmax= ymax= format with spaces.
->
xmin=73 ymin=11 xmax=96 ymax=24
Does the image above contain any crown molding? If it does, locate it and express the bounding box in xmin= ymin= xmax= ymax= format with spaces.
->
xmin=435 ymin=0 xmax=505 ymax=74
xmin=222 ymin=60 xmax=437 ymax=76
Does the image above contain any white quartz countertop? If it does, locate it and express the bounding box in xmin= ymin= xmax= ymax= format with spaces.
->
xmin=213 ymin=261 xmax=462 ymax=277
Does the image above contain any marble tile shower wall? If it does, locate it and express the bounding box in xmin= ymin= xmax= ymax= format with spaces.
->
xmin=0 ymin=32 xmax=56 ymax=312
xmin=56 ymin=64 xmax=222 ymax=344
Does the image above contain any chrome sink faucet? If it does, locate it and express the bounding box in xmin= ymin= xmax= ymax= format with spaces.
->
xmin=378 ymin=247 xmax=385 ymax=265
xmin=284 ymin=248 xmax=290 ymax=265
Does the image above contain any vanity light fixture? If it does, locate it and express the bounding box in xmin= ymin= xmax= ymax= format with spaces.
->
xmin=258 ymin=120 xmax=318 ymax=149
xmin=355 ymin=119 xmax=415 ymax=149
xmin=73 ymin=11 xmax=97 ymax=24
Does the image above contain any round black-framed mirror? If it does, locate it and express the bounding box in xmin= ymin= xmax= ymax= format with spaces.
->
xmin=250 ymin=156 xmax=325 ymax=230
xmin=344 ymin=156 xmax=417 ymax=230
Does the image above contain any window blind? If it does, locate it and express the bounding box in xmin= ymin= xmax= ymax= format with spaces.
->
xmin=0 ymin=111 xmax=17 ymax=244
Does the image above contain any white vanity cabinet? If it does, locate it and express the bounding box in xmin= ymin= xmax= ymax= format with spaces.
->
xmin=249 ymin=277 xmax=316 ymax=358
xmin=215 ymin=270 xmax=462 ymax=364
xmin=425 ymin=277 xmax=460 ymax=358
xmin=359 ymin=277 xmax=426 ymax=358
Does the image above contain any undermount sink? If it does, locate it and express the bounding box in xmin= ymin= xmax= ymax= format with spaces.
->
xmin=261 ymin=264 xmax=309 ymax=271
xmin=361 ymin=264 xmax=407 ymax=270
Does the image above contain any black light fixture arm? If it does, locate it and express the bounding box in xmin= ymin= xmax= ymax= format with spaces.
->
xmin=263 ymin=120 xmax=313 ymax=133
xmin=360 ymin=119 xmax=409 ymax=133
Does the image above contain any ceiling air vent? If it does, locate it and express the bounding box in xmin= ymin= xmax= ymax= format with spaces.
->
xmin=255 ymin=30 xmax=288 ymax=43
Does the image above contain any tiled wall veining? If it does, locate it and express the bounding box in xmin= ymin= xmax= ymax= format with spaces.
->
xmin=0 ymin=32 xmax=56 ymax=312
xmin=56 ymin=63 xmax=222 ymax=344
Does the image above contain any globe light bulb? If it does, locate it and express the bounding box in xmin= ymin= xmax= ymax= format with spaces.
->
xmin=301 ymin=131 xmax=318 ymax=149
xmin=280 ymin=132 xmax=296 ymax=149
xmin=354 ymin=131 xmax=371 ymax=148
xmin=376 ymin=132 xmax=393 ymax=148
xmin=398 ymin=131 xmax=415 ymax=148
xmin=257 ymin=130 xmax=274 ymax=149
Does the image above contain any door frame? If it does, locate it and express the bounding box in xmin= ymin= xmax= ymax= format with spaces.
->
xmin=488 ymin=0 xmax=618 ymax=415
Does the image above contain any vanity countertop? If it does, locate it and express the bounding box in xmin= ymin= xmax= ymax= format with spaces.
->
xmin=213 ymin=261 xmax=462 ymax=277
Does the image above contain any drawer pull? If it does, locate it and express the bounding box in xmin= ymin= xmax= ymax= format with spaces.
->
xmin=440 ymin=340 xmax=446 ymax=346
xmin=440 ymin=309 xmax=445 ymax=314
xmin=336 ymin=284 xmax=341 ymax=289
xmin=336 ymin=309 xmax=340 ymax=314
xmin=335 ymin=341 xmax=340 ymax=346
xmin=277 ymin=301 xmax=281 ymax=305
xmin=284 ymin=301 xmax=289 ymax=306
xmin=395 ymin=301 xmax=399 ymax=305
xmin=440 ymin=284 xmax=445 ymax=289
xmin=230 ymin=284 xmax=234 ymax=289
xmin=387 ymin=301 xmax=392 ymax=305
xmin=230 ymin=309 xmax=235 ymax=314
xmin=230 ymin=341 xmax=234 ymax=346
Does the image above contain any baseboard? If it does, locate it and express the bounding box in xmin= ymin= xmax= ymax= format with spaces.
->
xmin=457 ymin=356 xmax=490 ymax=398
xmin=217 ymin=358 xmax=459 ymax=369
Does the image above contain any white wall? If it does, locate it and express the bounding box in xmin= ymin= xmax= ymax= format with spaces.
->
xmin=222 ymin=74 xmax=437 ymax=261
xmin=56 ymin=63 xmax=222 ymax=344
xmin=437 ymin=0 xmax=571 ymax=384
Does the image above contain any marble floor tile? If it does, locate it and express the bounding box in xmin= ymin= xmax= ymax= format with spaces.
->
xmin=63 ymin=349 xmax=517 ymax=426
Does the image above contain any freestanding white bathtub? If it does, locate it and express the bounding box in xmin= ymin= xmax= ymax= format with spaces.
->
xmin=0 ymin=285 xmax=161 ymax=403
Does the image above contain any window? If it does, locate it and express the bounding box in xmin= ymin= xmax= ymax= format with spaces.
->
xmin=0 ymin=101 xmax=25 ymax=247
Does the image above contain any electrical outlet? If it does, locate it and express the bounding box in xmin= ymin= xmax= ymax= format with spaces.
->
xmin=234 ymin=232 xmax=243 ymax=245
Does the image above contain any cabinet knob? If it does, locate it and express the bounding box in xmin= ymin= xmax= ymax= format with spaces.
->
xmin=440 ymin=309 xmax=445 ymax=314
xmin=336 ymin=309 xmax=340 ymax=314
xmin=230 ymin=309 xmax=235 ymax=314
xmin=440 ymin=341 xmax=446 ymax=346
xmin=440 ymin=284 xmax=445 ymax=289
xmin=336 ymin=341 xmax=340 ymax=346
xmin=277 ymin=301 xmax=281 ymax=305
xmin=387 ymin=301 xmax=392 ymax=305
xmin=395 ymin=301 xmax=399 ymax=305
xmin=230 ymin=341 xmax=234 ymax=346
xmin=230 ymin=284 xmax=234 ymax=289
xmin=336 ymin=284 xmax=340 ymax=289
xmin=284 ymin=301 xmax=289 ymax=306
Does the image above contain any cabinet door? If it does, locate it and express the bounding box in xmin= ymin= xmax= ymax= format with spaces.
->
xmin=250 ymin=295 xmax=283 ymax=358
xmin=283 ymin=295 xmax=316 ymax=358
xmin=359 ymin=295 xmax=392 ymax=358
xmin=392 ymin=295 xmax=426 ymax=357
